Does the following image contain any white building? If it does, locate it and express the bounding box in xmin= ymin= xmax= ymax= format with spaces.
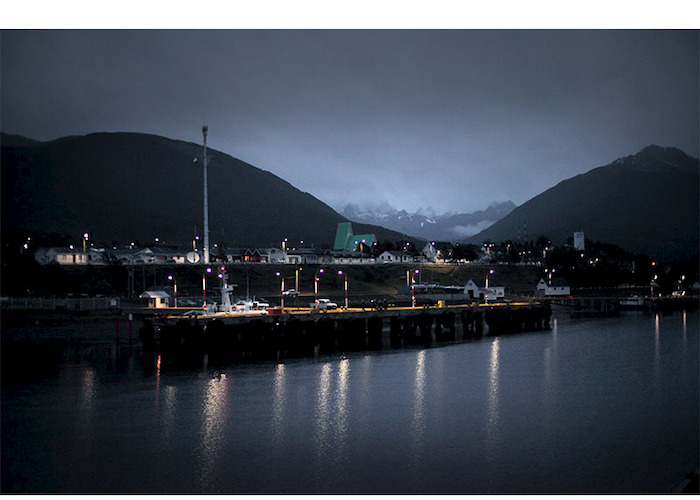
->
xmin=574 ymin=231 xmax=585 ymax=251
xmin=34 ymin=247 xmax=86 ymax=265
xmin=266 ymin=248 xmax=286 ymax=263
xmin=535 ymin=278 xmax=571 ymax=297
xmin=377 ymin=251 xmax=413 ymax=263
xmin=140 ymin=290 xmax=171 ymax=308
xmin=464 ymin=279 xmax=505 ymax=301
xmin=421 ymin=243 xmax=438 ymax=263
xmin=34 ymin=247 xmax=109 ymax=265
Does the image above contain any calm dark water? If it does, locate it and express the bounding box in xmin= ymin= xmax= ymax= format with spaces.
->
xmin=2 ymin=310 xmax=698 ymax=493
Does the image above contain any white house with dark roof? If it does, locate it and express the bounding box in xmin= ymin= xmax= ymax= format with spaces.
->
xmin=464 ymin=279 xmax=505 ymax=300
xmin=535 ymin=277 xmax=571 ymax=297
xmin=140 ymin=290 xmax=171 ymax=308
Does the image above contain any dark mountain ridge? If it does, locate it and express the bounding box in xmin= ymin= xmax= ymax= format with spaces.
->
xmin=468 ymin=145 xmax=699 ymax=263
xmin=1 ymin=132 xmax=410 ymax=249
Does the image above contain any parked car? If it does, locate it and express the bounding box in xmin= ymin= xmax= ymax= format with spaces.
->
xmin=282 ymin=289 xmax=300 ymax=297
xmin=310 ymin=298 xmax=338 ymax=310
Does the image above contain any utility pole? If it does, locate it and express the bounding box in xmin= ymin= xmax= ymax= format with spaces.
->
xmin=202 ymin=126 xmax=210 ymax=265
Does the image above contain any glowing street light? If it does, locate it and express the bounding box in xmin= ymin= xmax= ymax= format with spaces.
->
xmin=545 ymin=268 xmax=555 ymax=286
xmin=202 ymin=267 xmax=212 ymax=309
xmin=82 ymin=232 xmax=89 ymax=262
xmin=409 ymin=269 xmax=419 ymax=307
xmin=485 ymin=269 xmax=494 ymax=304
xmin=168 ymin=275 xmax=178 ymax=308
xmin=314 ymin=268 xmax=325 ymax=305
xmin=338 ymin=270 xmax=348 ymax=309
xmin=276 ymin=271 xmax=285 ymax=308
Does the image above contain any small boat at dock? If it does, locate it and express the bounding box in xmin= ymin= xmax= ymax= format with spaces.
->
xmin=619 ymin=295 xmax=646 ymax=309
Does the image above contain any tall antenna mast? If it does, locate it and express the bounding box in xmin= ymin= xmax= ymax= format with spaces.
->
xmin=202 ymin=125 xmax=210 ymax=265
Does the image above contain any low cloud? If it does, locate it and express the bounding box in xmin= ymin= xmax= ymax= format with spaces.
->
xmin=450 ymin=221 xmax=496 ymax=238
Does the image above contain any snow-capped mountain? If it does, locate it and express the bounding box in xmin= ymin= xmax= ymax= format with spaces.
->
xmin=341 ymin=201 xmax=516 ymax=242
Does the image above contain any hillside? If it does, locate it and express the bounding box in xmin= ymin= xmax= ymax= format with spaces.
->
xmin=1 ymin=132 xmax=410 ymax=249
xmin=468 ymin=146 xmax=699 ymax=263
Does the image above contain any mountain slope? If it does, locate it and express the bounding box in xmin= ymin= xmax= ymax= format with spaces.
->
xmin=342 ymin=201 xmax=516 ymax=242
xmin=1 ymin=132 xmax=408 ymax=248
xmin=468 ymin=146 xmax=699 ymax=263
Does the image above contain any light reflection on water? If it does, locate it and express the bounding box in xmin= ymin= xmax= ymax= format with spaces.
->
xmin=79 ymin=367 xmax=97 ymax=427
xmin=409 ymin=350 xmax=426 ymax=476
xmin=336 ymin=358 xmax=350 ymax=467
xmin=271 ymin=363 xmax=286 ymax=443
xmin=485 ymin=337 xmax=500 ymax=472
xmin=313 ymin=361 xmax=333 ymax=485
xmin=1 ymin=311 xmax=698 ymax=494
xmin=198 ymin=373 xmax=230 ymax=490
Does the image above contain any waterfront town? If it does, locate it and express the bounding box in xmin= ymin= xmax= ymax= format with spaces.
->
xmin=3 ymin=219 xmax=697 ymax=313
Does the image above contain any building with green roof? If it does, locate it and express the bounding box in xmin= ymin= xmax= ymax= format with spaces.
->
xmin=333 ymin=222 xmax=376 ymax=253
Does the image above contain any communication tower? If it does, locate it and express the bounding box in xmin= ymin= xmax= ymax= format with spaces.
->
xmin=202 ymin=126 xmax=210 ymax=265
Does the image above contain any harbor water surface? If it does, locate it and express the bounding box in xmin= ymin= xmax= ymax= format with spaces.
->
xmin=2 ymin=310 xmax=698 ymax=493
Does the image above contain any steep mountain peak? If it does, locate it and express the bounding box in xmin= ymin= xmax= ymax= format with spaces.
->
xmin=638 ymin=144 xmax=686 ymax=158
xmin=342 ymin=200 xmax=516 ymax=242
xmin=611 ymin=145 xmax=698 ymax=170
xmin=636 ymin=144 xmax=698 ymax=168
xmin=468 ymin=146 xmax=698 ymax=263
xmin=342 ymin=203 xmax=364 ymax=218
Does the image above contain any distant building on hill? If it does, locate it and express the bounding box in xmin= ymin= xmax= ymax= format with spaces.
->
xmin=34 ymin=246 xmax=109 ymax=265
xmin=377 ymin=250 xmax=412 ymax=263
xmin=574 ymin=231 xmax=585 ymax=251
xmin=333 ymin=222 xmax=376 ymax=253
xmin=34 ymin=247 xmax=88 ymax=265
xmin=421 ymin=242 xmax=438 ymax=262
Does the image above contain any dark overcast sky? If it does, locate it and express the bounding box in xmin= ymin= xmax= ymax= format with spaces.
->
xmin=1 ymin=29 xmax=698 ymax=214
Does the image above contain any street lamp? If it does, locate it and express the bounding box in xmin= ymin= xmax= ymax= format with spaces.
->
xmin=314 ymin=268 xmax=324 ymax=305
xmin=83 ymin=232 xmax=89 ymax=262
xmin=545 ymin=268 xmax=555 ymax=286
xmin=168 ymin=275 xmax=178 ymax=308
xmin=678 ymin=275 xmax=686 ymax=295
xmin=410 ymin=269 xmax=419 ymax=307
xmin=202 ymin=267 xmax=212 ymax=310
xmin=485 ymin=269 xmax=494 ymax=304
xmin=338 ymin=270 xmax=348 ymax=309
xmin=276 ymin=271 xmax=285 ymax=308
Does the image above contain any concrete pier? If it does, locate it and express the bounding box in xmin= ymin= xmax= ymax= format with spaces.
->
xmin=144 ymin=302 xmax=552 ymax=364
